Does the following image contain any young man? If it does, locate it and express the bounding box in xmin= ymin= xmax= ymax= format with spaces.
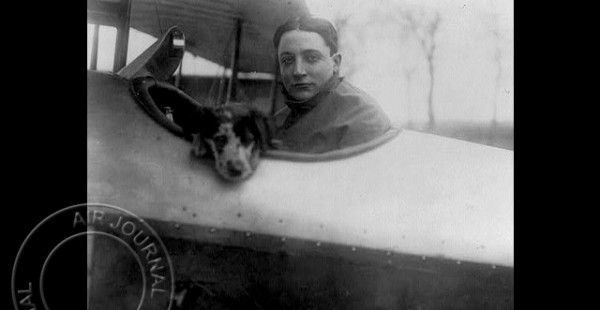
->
xmin=272 ymin=15 xmax=392 ymax=153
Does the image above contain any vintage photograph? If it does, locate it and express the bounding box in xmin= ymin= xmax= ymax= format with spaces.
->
xmin=84 ymin=0 xmax=514 ymax=308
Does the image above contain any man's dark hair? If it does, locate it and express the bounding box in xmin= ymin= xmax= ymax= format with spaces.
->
xmin=273 ymin=15 xmax=338 ymax=55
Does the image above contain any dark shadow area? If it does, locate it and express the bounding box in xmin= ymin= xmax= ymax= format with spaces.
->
xmin=406 ymin=121 xmax=514 ymax=150
xmin=163 ymin=234 xmax=514 ymax=310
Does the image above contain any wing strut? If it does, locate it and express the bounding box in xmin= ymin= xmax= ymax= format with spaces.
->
xmin=87 ymin=0 xmax=133 ymax=72
xmin=224 ymin=18 xmax=243 ymax=105
xmin=113 ymin=0 xmax=132 ymax=72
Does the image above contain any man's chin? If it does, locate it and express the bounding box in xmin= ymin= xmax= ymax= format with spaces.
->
xmin=289 ymin=90 xmax=317 ymax=102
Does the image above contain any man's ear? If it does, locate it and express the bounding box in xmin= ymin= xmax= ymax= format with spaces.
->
xmin=332 ymin=53 xmax=342 ymax=75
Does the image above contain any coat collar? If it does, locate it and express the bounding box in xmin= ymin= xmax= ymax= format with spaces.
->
xmin=282 ymin=74 xmax=343 ymax=113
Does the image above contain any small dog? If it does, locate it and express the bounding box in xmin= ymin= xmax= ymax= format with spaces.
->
xmin=177 ymin=103 xmax=273 ymax=181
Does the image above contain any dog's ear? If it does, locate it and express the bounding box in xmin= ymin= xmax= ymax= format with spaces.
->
xmin=248 ymin=109 xmax=275 ymax=151
xmin=191 ymin=133 xmax=209 ymax=158
xmin=176 ymin=106 xmax=205 ymax=134
xmin=178 ymin=106 xmax=218 ymax=157
xmin=176 ymin=106 xmax=214 ymax=138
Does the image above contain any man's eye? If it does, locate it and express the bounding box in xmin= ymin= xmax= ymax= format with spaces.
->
xmin=280 ymin=57 xmax=294 ymax=65
xmin=306 ymin=55 xmax=321 ymax=63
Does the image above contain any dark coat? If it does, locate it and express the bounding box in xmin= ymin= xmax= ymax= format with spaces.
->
xmin=274 ymin=77 xmax=391 ymax=153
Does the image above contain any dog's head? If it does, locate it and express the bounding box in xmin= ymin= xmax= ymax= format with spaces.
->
xmin=178 ymin=103 xmax=273 ymax=181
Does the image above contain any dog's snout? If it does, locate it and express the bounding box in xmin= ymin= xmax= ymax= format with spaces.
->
xmin=226 ymin=160 xmax=245 ymax=175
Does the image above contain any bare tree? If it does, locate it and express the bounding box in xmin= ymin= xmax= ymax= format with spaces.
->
xmin=401 ymin=10 xmax=441 ymax=128
xmin=336 ymin=1 xmax=442 ymax=128
xmin=366 ymin=2 xmax=438 ymax=127
xmin=488 ymin=13 xmax=502 ymax=132
xmin=481 ymin=10 xmax=509 ymax=144
xmin=379 ymin=3 xmax=442 ymax=128
xmin=333 ymin=14 xmax=360 ymax=80
xmin=403 ymin=66 xmax=416 ymax=127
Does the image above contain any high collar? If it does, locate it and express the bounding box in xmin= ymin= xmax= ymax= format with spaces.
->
xmin=282 ymin=74 xmax=343 ymax=113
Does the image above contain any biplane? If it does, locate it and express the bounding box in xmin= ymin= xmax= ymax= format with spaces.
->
xmin=85 ymin=0 xmax=514 ymax=308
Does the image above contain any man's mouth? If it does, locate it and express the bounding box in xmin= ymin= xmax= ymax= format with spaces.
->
xmin=292 ymin=83 xmax=315 ymax=89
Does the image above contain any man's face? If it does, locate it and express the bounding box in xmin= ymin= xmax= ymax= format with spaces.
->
xmin=277 ymin=30 xmax=341 ymax=101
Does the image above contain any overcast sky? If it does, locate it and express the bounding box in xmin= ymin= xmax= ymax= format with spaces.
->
xmin=305 ymin=0 xmax=514 ymax=124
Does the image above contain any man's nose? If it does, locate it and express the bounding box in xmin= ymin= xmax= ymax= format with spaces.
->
xmin=293 ymin=59 xmax=307 ymax=76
